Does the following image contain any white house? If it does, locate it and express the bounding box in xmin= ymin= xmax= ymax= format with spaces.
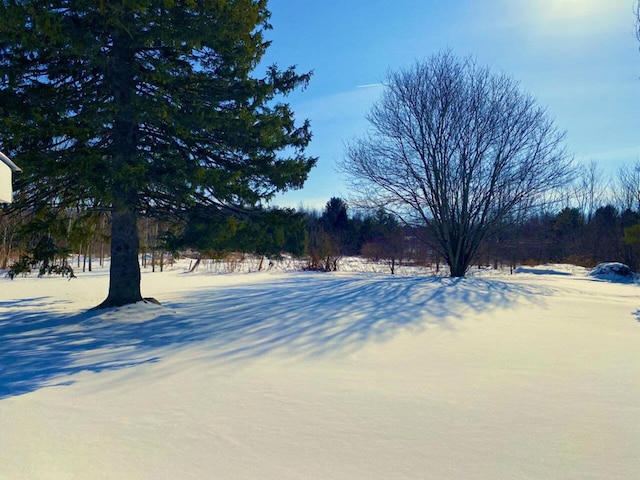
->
xmin=0 ymin=151 xmax=21 ymax=204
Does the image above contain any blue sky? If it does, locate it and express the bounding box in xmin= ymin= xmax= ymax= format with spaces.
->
xmin=261 ymin=0 xmax=640 ymax=210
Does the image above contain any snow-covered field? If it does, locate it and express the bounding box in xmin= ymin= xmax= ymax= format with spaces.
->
xmin=1 ymin=260 xmax=639 ymax=479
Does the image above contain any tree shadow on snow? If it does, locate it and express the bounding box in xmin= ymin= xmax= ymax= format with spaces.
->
xmin=0 ymin=274 xmax=548 ymax=399
xmin=0 ymin=297 xmax=169 ymax=399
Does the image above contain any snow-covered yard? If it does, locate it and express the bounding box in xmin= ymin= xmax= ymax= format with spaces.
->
xmin=1 ymin=262 xmax=639 ymax=479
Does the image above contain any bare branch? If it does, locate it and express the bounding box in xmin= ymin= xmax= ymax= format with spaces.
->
xmin=339 ymin=52 xmax=574 ymax=277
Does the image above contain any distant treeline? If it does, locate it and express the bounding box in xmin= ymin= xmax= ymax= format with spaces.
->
xmin=3 ymin=183 xmax=640 ymax=277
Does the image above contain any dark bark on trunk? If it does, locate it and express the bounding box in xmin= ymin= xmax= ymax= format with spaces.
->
xmin=94 ymin=204 xmax=142 ymax=309
xmin=91 ymin=16 xmax=145 ymax=310
xmin=449 ymin=260 xmax=468 ymax=277
xmin=447 ymin=246 xmax=471 ymax=277
xmin=189 ymin=256 xmax=201 ymax=273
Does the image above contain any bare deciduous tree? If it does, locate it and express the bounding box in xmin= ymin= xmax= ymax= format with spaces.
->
xmin=636 ymin=1 xmax=640 ymax=43
xmin=614 ymin=160 xmax=640 ymax=212
xmin=572 ymin=160 xmax=610 ymax=221
xmin=340 ymin=52 xmax=574 ymax=277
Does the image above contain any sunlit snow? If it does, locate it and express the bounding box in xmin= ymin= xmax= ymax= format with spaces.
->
xmin=1 ymin=259 xmax=639 ymax=479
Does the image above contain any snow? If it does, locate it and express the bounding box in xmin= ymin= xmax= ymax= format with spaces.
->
xmin=1 ymin=260 xmax=639 ymax=479
xmin=589 ymin=262 xmax=638 ymax=283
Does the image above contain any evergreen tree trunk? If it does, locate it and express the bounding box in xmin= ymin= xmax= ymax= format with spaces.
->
xmin=92 ymin=16 xmax=143 ymax=309
xmin=0 ymin=226 xmax=11 ymax=269
xmin=95 ymin=202 xmax=142 ymax=309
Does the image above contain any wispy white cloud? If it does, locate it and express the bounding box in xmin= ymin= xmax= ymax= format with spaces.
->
xmin=294 ymin=86 xmax=383 ymax=124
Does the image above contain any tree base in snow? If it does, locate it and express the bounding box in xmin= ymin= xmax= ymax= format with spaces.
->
xmin=91 ymin=296 xmax=161 ymax=311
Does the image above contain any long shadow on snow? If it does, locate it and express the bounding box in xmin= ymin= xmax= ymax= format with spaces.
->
xmin=0 ymin=297 xmax=175 ymax=399
xmin=0 ymin=274 xmax=546 ymax=399
xmin=174 ymin=274 xmax=548 ymax=361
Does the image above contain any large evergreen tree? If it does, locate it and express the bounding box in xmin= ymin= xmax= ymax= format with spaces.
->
xmin=0 ymin=0 xmax=315 ymax=308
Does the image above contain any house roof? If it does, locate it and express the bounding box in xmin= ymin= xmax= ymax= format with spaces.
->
xmin=0 ymin=151 xmax=21 ymax=172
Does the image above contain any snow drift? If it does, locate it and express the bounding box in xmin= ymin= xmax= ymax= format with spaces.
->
xmin=589 ymin=262 xmax=638 ymax=283
xmin=1 ymin=262 xmax=639 ymax=479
